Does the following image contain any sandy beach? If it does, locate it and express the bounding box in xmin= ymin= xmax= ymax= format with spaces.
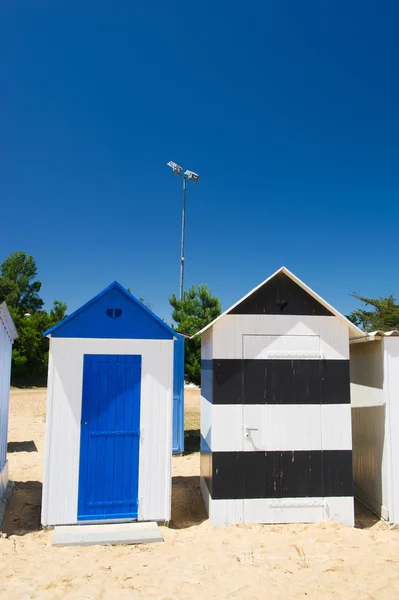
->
xmin=2 ymin=388 xmax=399 ymax=600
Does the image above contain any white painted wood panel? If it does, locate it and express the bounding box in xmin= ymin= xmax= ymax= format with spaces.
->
xmin=384 ymin=338 xmax=399 ymax=524
xmin=350 ymin=341 xmax=384 ymax=408
xmin=350 ymin=339 xmax=391 ymax=521
xmin=207 ymin=496 xmax=354 ymax=527
xmin=243 ymin=405 xmax=322 ymax=451
xmin=212 ymin=315 xmax=349 ymax=360
xmin=206 ymin=404 xmax=350 ymax=452
xmin=212 ymin=404 xmax=243 ymax=451
xmin=209 ymin=498 xmax=244 ymax=527
xmin=243 ymin=334 xmax=320 ymax=359
xmin=201 ymin=329 xmax=213 ymax=360
xmin=321 ymin=404 xmax=352 ymax=450
xmin=0 ymin=316 xmax=13 ymax=499
xmin=42 ymin=338 xmax=173 ymax=526
xmin=350 ymin=383 xmax=385 ymax=407
xmin=324 ymin=496 xmax=354 ymax=526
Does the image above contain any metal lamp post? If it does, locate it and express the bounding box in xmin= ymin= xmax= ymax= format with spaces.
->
xmin=167 ymin=161 xmax=200 ymax=301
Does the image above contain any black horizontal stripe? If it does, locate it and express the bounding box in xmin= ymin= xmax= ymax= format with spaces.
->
xmin=209 ymin=450 xmax=353 ymax=500
xmin=210 ymin=359 xmax=350 ymax=405
xmin=228 ymin=272 xmax=334 ymax=316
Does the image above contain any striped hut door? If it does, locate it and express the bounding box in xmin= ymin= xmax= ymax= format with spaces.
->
xmin=241 ymin=334 xmax=326 ymax=523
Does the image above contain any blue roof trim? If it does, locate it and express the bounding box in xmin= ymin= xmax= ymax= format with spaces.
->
xmin=44 ymin=281 xmax=181 ymax=340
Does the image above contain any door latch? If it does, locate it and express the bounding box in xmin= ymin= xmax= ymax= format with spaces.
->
xmin=244 ymin=426 xmax=259 ymax=439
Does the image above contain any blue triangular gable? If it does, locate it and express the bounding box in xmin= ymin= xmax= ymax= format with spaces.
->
xmin=44 ymin=282 xmax=180 ymax=340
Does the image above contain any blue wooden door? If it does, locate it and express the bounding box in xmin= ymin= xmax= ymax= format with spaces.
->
xmin=78 ymin=354 xmax=141 ymax=521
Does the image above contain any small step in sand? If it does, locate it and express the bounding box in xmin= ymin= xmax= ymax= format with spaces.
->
xmin=52 ymin=521 xmax=163 ymax=547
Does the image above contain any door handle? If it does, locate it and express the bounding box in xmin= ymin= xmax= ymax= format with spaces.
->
xmin=244 ymin=426 xmax=259 ymax=439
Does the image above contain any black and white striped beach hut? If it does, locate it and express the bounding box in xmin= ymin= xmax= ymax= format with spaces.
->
xmin=198 ymin=267 xmax=364 ymax=527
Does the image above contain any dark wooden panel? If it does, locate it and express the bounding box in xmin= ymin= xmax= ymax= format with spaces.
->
xmin=212 ymin=359 xmax=350 ymax=405
xmin=212 ymin=452 xmax=243 ymax=499
xmin=213 ymin=359 xmax=242 ymax=405
xmin=211 ymin=450 xmax=352 ymax=500
xmin=243 ymin=360 xmax=322 ymax=405
xmin=228 ymin=272 xmax=333 ymax=316
xmin=322 ymin=450 xmax=353 ymax=497
xmin=280 ymin=451 xmax=323 ymax=497
xmin=320 ymin=360 xmax=350 ymax=404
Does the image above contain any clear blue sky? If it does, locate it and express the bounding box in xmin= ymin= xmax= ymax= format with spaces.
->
xmin=1 ymin=1 xmax=398 ymax=321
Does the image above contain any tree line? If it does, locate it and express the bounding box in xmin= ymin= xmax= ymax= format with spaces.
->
xmin=0 ymin=250 xmax=398 ymax=387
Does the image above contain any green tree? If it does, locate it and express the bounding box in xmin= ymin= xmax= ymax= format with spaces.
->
xmin=49 ymin=300 xmax=68 ymax=326
xmin=169 ymin=284 xmax=222 ymax=385
xmin=347 ymin=293 xmax=399 ymax=332
xmin=0 ymin=251 xmax=44 ymax=312
xmin=0 ymin=251 xmax=67 ymax=385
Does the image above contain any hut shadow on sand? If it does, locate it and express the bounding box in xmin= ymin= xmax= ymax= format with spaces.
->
xmin=170 ymin=475 xmax=207 ymax=529
xmin=3 ymin=481 xmax=42 ymax=537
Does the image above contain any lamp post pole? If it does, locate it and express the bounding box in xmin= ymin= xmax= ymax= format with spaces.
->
xmin=167 ymin=161 xmax=200 ymax=302
xmin=180 ymin=176 xmax=187 ymax=301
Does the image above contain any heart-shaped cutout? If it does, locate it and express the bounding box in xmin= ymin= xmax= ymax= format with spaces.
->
xmin=106 ymin=308 xmax=123 ymax=320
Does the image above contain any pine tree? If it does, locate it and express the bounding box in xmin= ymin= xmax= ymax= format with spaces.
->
xmin=169 ymin=284 xmax=222 ymax=385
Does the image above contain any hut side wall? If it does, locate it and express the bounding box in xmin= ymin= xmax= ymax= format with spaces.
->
xmin=350 ymin=340 xmax=389 ymax=519
xmin=201 ymin=314 xmax=354 ymax=526
xmin=0 ymin=316 xmax=12 ymax=499
xmin=351 ymin=338 xmax=399 ymax=523
xmin=384 ymin=338 xmax=399 ymax=523
xmin=42 ymin=337 xmax=173 ymax=526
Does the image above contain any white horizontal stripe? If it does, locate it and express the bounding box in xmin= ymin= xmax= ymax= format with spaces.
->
xmin=212 ymin=315 xmax=349 ymax=360
xmin=205 ymin=404 xmax=352 ymax=452
xmin=243 ymin=334 xmax=321 ymax=359
xmin=205 ymin=496 xmax=354 ymax=527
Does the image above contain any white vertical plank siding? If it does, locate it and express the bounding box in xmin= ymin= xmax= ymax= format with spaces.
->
xmin=207 ymin=497 xmax=354 ymax=527
xmin=201 ymin=329 xmax=213 ymax=360
xmin=321 ymin=404 xmax=352 ymax=451
xmin=350 ymin=340 xmax=385 ymax=408
xmin=243 ymin=334 xmax=321 ymax=359
xmin=213 ymin=315 xmax=350 ymax=360
xmin=351 ymin=340 xmax=391 ymax=520
xmin=0 ymin=316 xmax=13 ymax=499
xmin=204 ymin=405 xmax=351 ymax=452
xmin=384 ymin=338 xmax=399 ymax=524
xmin=42 ymin=338 xmax=173 ymax=526
xmin=243 ymin=405 xmax=322 ymax=452
xmin=210 ymin=499 xmax=244 ymax=527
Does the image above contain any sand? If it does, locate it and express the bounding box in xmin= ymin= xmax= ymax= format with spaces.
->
xmin=2 ymin=389 xmax=399 ymax=600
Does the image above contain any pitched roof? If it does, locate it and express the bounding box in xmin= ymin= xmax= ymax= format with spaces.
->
xmin=44 ymin=281 xmax=181 ymax=339
xmin=0 ymin=301 xmax=18 ymax=342
xmin=194 ymin=266 xmax=365 ymax=340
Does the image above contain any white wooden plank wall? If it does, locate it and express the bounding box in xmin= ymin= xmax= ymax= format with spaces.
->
xmin=205 ymin=404 xmax=351 ymax=452
xmin=0 ymin=318 xmax=12 ymax=498
xmin=42 ymin=338 xmax=173 ymax=526
xmin=384 ymin=338 xmax=399 ymax=523
xmin=350 ymin=340 xmax=390 ymax=520
xmin=207 ymin=497 xmax=354 ymax=527
xmin=201 ymin=314 xmax=354 ymax=526
xmin=213 ymin=315 xmax=349 ymax=360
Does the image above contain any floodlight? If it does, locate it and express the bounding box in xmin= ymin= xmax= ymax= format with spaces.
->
xmin=184 ymin=170 xmax=200 ymax=183
xmin=167 ymin=161 xmax=183 ymax=174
